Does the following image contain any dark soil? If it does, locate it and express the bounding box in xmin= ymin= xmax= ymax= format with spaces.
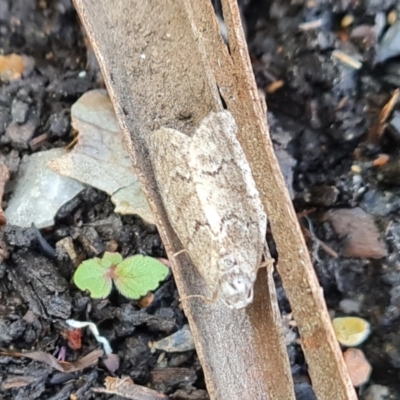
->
xmin=1 ymin=0 xmax=400 ymax=399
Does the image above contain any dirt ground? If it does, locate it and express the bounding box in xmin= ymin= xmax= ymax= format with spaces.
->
xmin=0 ymin=0 xmax=400 ymax=399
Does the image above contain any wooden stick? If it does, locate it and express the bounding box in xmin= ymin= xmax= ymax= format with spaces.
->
xmin=72 ymin=1 xmax=294 ymax=399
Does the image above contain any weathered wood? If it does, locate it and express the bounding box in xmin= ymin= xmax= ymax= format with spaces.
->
xmin=186 ymin=0 xmax=357 ymax=398
xmin=72 ymin=1 xmax=294 ymax=399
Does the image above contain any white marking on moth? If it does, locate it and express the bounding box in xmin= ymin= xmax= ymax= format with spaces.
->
xmin=146 ymin=110 xmax=268 ymax=309
xmin=203 ymin=204 xmax=222 ymax=233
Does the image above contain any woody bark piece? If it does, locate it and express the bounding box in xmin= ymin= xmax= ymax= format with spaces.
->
xmin=185 ymin=0 xmax=356 ymax=398
xmin=72 ymin=1 xmax=293 ymax=399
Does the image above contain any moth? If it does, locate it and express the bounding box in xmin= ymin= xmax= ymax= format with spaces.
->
xmin=147 ymin=110 xmax=268 ymax=309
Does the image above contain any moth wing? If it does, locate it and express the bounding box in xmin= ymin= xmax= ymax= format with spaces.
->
xmin=147 ymin=127 xmax=220 ymax=295
xmin=188 ymin=111 xmax=266 ymax=273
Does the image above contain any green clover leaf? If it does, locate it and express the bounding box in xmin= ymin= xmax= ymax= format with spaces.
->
xmin=101 ymin=252 xmax=123 ymax=268
xmin=113 ymin=255 xmax=169 ymax=299
xmin=73 ymin=257 xmax=113 ymax=298
xmin=73 ymin=253 xmax=169 ymax=300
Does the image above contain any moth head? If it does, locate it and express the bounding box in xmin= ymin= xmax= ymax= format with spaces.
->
xmin=219 ymin=268 xmax=256 ymax=310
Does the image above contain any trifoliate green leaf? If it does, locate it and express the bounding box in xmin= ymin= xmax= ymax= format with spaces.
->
xmin=101 ymin=252 xmax=123 ymax=268
xmin=73 ymin=257 xmax=113 ymax=298
xmin=113 ymin=255 xmax=169 ymax=299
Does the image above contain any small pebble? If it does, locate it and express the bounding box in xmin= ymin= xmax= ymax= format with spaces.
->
xmin=294 ymin=382 xmax=317 ymax=400
xmin=375 ymin=19 xmax=400 ymax=63
xmin=343 ymin=348 xmax=372 ymax=387
xmin=5 ymin=118 xmax=37 ymax=150
xmin=49 ymin=111 xmax=70 ymax=137
xmin=339 ymin=299 xmax=361 ymax=315
xmin=104 ymin=239 xmax=118 ymax=253
xmin=0 ymin=107 xmax=10 ymax=135
xmin=363 ymin=384 xmax=390 ymax=400
xmin=149 ymin=325 xmax=195 ymax=353
xmin=11 ymin=100 xmax=29 ymax=124
xmin=341 ymin=15 xmax=354 ymax=28
xmin=388 ymin=10 xmax=397 ymax=26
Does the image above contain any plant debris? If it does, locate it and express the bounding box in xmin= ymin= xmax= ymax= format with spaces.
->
xmin=0 ymin=348 xmax=103 ymax=373
xmin=326 ymin=208 xmax=387 ymax=259
xmin=93 ymin=376 xmax=169 ymax=400
xmin=1 ymin=0 xmax=400 ymax=398
xmin=48 ymin=89 xmax=155 ymax=224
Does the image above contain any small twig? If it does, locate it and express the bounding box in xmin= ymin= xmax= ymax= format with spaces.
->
xmin=301 ymin=216 xmax=339 ymax=260
xmin=93 ymin=376 xmax=168 ymax=400
xmin=298 ymin=19 xmax=323 ymax=31
xmin=367 ymin=89 xmax=400 ymax=146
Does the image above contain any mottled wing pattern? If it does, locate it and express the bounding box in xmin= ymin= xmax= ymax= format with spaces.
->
xmin=147 ymin=110 xmax=267 ymax=305
xmin=188 ymin=111 xmax=267 ymax=278
xmin=147 ymin=126 xmax=220 ymax=295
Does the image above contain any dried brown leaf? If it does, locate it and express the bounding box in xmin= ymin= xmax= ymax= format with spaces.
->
xmin=93 ymin=376 xmax=168 ymax=400
xmin=327 ymin=208 xmax=387 ymax=259
xmin=367 ymin=89 xmax=400 ymax=146
xmin=0 ymin=348 xmax=103 ymax=372
xmin=1 ymin=375 xmax=40 ymax=389
xmin=102 ymin=353 xmax=120 ymax=373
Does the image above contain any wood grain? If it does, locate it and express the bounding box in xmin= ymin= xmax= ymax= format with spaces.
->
xmin=187 ymin=0 xmax=357 ymax=398
xmin=72 ymin=1 xmax=294 ymax=399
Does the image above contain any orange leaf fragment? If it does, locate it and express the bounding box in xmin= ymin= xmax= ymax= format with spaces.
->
xmin=0 ymin=54 xmax=25 ymax=80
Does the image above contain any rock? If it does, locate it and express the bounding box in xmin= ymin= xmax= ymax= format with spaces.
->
xmin=48 ymin=110 xmax=70 ymax=137
xmin=149 ymin=325 xmax=195 ymax=353
xmin=5 ymin=115 xmax=37 ymax=150
xmin=5 ymin=148 xmax=85 ymax=228
xmin=0 ymin=149 xmax=20 ymax=177
xmin=339 ymin=299 xmax=361 ymax=314
xmin=304 ymin=184 xmax=339 ymax=206
xmin=0 ymin=106 xmax=10 ymax=134
xmin=363 ymin=384 xmax=390 ymax=400
xmin=384 ymin=285 xmax=400 ymax=323
xmin=360 ymin=189 xmax=400 ymax=217
xmin=294 ymin=382 xmax=317 ymax=400
xmin=327 ymin=208 xmax=387 ymax=258
xmin=343 ymin=348 xmax=372 ymax=387
xmin=375 ymin=20 xmax=400 ymax=64
xmin=11 ymin=100 xmax=29 ymax=124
